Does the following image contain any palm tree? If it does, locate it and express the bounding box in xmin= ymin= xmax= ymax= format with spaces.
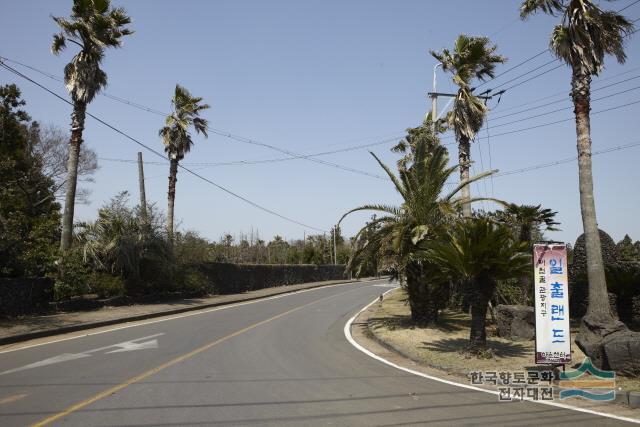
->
xmin=430 ymin=35 xmax=506 ymax=217
xmin=341 ymin=142 xmax=495 ymax=324
xmin=520 ymin=0 xmax=634 ymax=357
xmin=423 ymin=217 xmax=530 ymax=351
xmin=51 ymin=0 xmax=133 ymax=251
xmin=496 ymin=204 xmax=560 ymax=246
xmin=495 ymin=204 xmax=560 ymax=304
xmin=391 ymin=115 xmax=446 ymax=170
xmin=159 ymin=84 xmax=210 ymax=242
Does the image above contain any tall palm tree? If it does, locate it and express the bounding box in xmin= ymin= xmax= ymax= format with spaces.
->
xmin=520 ymin=0 xmax=634 ymax=357
xmin=430 ymin=35 xmax=506 ymax=217
xmin=422 ymin=217 xmax=530 ymax=351
xmin=159 ymin=84 xmax=210 ymax=242
xmin=341 ymin=142 xmax=496 ymax=324
xmin=51 ymin=0 xmax=133 ymax=251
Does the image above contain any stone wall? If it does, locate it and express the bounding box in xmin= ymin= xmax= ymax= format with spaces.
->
xmin=0 ymin=278 xmax=54 ymax=317
xmin=197 ymin=263 xmax=347 ymax=294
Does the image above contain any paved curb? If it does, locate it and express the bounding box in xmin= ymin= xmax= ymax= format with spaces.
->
xmin=0 ymin=279 xmax=369 ymax=346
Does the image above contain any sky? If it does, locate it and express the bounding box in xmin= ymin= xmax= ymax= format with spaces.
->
xmin=1 ymin=0 xmax=639 ymax=246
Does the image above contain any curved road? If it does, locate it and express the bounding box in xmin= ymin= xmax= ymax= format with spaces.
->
xmin=0 ymin=280 xmax=632 ymax=426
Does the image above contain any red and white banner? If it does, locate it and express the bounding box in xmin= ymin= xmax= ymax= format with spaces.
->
xmin=533 ymin=243 xmax=571 ymax=365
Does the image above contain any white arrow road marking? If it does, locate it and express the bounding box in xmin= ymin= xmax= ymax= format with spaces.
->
xmin=105 ymin=338 xmax=158 ymax=353
xmin=84 ymin=333 xmax=165 ymax=354
xmin=0 ymin=333 xmax=164 ymax=376
xmin=0 ymin=353 xmax=91 ymax=375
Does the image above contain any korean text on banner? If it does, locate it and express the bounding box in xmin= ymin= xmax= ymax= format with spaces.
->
xmin=534 ymin=243 xmax=571 ymax=364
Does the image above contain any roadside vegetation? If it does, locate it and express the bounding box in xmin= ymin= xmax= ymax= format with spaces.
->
xmin=1 ymin=0 xmax=639 ymax=377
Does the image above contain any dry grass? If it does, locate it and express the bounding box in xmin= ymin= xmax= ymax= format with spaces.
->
xmin=369 ymin=288 xmax=640 ymax=392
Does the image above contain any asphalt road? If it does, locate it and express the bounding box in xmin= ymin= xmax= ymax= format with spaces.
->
xmin=0 ymin=279 xmax=632 ymax=426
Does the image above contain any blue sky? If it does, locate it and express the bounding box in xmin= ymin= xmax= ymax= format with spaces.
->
xmin=1 ymin=0 xmax=639 ymax=245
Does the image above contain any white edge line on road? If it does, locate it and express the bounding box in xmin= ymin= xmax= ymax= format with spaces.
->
xmin=0 ymin=280 xmax=376 ymax=355
xmin=343 ymin=289 xmax=640 ymax=425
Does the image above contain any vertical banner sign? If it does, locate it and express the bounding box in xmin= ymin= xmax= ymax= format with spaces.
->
xmin=534 ymin=243 xmax=571 ymax=364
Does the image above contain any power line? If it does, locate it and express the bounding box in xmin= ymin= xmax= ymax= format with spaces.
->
xmin=490 ymin=58 xmax=560 ymax=91
xmin=101 ymin=135 xmax=402 ymax=168
xmin=0 ymin=55 xmax=393 ymax=179
xmin=493 ymin=140 xmax=640 ymax=178
xmin=500 ymin=63 xmax=565 ymax=93
xmin=492 ymin=65 xmax=640 ymax=114
xmin=442 ymin=98 xmax=640 ymax=145
xmin=488 ymin=85 xmax=640 ymax=129
xmin=619 ymin=0 xmax=640 ymax=13
xmin=439 ymin=70 xmax=640 ymax=141
xmin=475 ymin=49 xmax=551 ymax=90
xmin=0 ymin=60 xmax=328 ymax=233
xmin=491 ymin=73 xmax=640 ymax=121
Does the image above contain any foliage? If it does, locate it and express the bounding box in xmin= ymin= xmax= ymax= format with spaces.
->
xmin=174 ymin=231 xmax=213 ymax=265
xmin=494 ymin=204 xmax=559 ymax=245
xmin=430 ymin=35 xmax=506 ymax=142
xmin=159 ymin=84 xmax=210 ymax=161
xmin=391 ymin=116 xmax=446 ymax=170
xmin=160 ymin=84 xmax=210 ymax=240
xmin=27 ymin=123 xmax=98 ymax=204
xmin=341 ymin=137 xmax=496 ymax=323
xmin=54 ymin=248 xmax=93 ymax=300
xmin=617 ymin=235 xmax=640 ymax=262
xmin=0 ymin=84 xmax=61 ymax=277
xmin=571 ymin=229 xmax=619 ymax=282
xmin=521 ymin=0 xmax=634 ymax=76
xmin=421 ymin=217 xmax=530 ymax=350
xmin=51 ymin=0 xmax=133 ymax=105
xmin=75 ymin=191 xmax=172 ymax=294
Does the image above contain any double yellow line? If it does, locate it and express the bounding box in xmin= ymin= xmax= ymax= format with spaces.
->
xmin=32 ymin=284 xmax=361 ymax=426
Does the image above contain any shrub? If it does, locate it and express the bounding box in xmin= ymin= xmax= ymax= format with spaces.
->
xmin=88 ymin=272 xmax=125 ymax=299
xmin=54 ymin=250 xmax=93 ymax=300
xmin=76 ymin=192 xmax=173 ymax=295
xmin=174 ymin=266 xmax=210 ymax=296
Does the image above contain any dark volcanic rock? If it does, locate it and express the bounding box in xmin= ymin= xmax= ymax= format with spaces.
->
xmin=496 ymin=305 xmax=535 ymax=341
xmin=603 ymin=330 xmax=640 ymax=376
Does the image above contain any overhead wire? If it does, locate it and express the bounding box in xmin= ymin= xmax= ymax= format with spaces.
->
xmin=0 ymin=59 xmax=329 ymax=233
xmin=0 ymin=55 xmax=395 ymax=179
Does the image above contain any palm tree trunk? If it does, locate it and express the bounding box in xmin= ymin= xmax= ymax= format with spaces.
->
xmin=458 ymin=135 xmax=472 ymax=217
xmin=60 ymin=101 xmax=86 ymax=252
xmin=571 ymin=72 xmax=612 ymax=320
xmin=518 ymin=225 xmax=533 ymax=304
xmin=469 ymin=279 xmax=492 ymax=351
xmin=167 ymin=157 xmax=178 ymax=242
xmin=573 ymin=70 xmax=627 ymax=367
xmin=405 ymin=262 xmax=438 ymax=325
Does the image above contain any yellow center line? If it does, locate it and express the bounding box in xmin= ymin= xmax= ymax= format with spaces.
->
xmin=30 ymin=285 xmax=364 ymax=427
xmin=0 ymin=393 xmax=28 ymax=404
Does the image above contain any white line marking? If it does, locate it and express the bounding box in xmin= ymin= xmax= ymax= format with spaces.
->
xmin=0 ymin=353 xmax=92 ymax=376
xmin=0 ymin=280 xmax=379 ymax=354
xmin=0 ymin=333 xmax=166 ymax=375
xmin=343 ymin=290 xmax=640 ymax=425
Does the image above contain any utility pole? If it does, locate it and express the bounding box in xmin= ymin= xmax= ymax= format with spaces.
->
xmin=333 ymin=226 xmax=338 ymax=265
xmin=430 ymin=63 xmax=441 ymax=132
xmin=137 ymin=152 xmax=148 ymax=222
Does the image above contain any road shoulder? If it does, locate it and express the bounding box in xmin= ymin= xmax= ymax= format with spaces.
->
xmin=348 ymin=288 xmax=640 ymax=423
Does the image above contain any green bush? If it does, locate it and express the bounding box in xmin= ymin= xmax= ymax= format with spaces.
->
xmin=54 ymin=250 xmax=92 ymax=301
xmin=88 ymin=272 xmax=125 ymax=299
xmin=175 ymin=266 xmax=210 ymax=296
